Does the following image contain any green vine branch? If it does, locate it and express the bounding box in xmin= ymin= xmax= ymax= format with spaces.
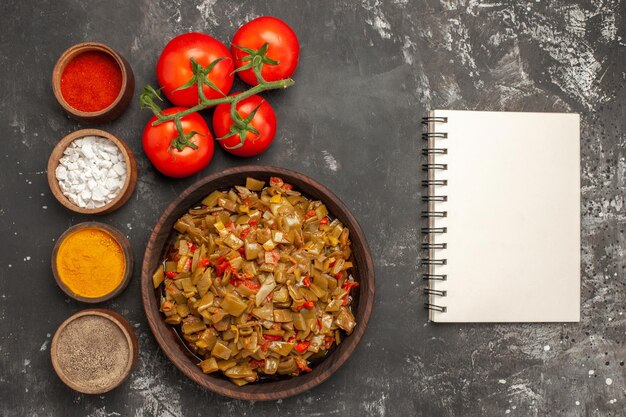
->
xmin=140 ymin=43 xmax=294 ymax=151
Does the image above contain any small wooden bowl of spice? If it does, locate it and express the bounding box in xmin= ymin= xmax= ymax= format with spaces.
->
xmin=51 ymin=309 xmax=138 ymax=394
xmin=47 ymin=128 xmax=137 ymax=214
xmin=52 ymin=42 xmax=135 ymax=124
xmin=52 ymin=222 xmax=133 ymax=303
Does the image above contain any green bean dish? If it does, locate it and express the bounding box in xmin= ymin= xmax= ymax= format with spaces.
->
xmin=152 ymin=176 xmax=359 ymax=386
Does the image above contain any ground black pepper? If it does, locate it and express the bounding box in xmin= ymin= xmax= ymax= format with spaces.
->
xmin=54 ymin=315 xmax=129 ymax=391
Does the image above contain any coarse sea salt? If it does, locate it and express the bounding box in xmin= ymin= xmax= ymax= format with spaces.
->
xmin=55 ymin=136 xmax=126 ymax=209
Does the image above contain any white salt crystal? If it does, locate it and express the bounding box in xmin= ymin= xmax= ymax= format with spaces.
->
xmin=82 ymin=142 xmax=94 ymax=158
xmin=55 ymin=136 xmax=127 ymax=208
xmin=104 ymin=178 xmax=119 ymax=190
xmin=55 ymin=166 xmax=67 ymax=181
xmin=113 ymin=163 xmax=126 ymax=176
xmin=102 ymin=143 xmax=119 ymax=154
xmin=91 ymin=189 xmax=106 ymax=202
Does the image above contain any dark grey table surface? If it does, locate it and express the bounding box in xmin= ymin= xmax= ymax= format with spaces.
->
xmin=1 ymin=1 xmax=624 ymax=416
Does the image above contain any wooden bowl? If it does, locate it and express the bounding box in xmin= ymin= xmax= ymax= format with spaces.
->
xmin=52 ymin=42 xmax=135 ymax=124
xmin=47 ymin=128 xmax=137 ymax=215
xmin=51 ymin=308 xmax=138 ymax=394
xmin=52 ymin=222 xmax=134 ymax=303
xmin=141 ymin=166 xmax=375 ymax=400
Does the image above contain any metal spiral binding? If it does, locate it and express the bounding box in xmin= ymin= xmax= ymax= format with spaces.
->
xmin=422 ymin=195 xmax=447 ymax=202
xmin=421 ymin=116 xmax=448 ymax=124
xmin=421 ymin=179 xmax=447 ymax=186
xmin=422 ymin=273 xmax=447 ymax=281
xmin=421 ymin=115 xmax=448 ymax=314
xmin=422 ymin=148 xmax=447 ymax=155
xmin=424 ymin=303 xmax=446 ymax=312
xmin=421 ymin=132 xmax=448 ymax=140
xmin=422 ymin=259 xmax=447 ymax=266
xmin=421 ymin=211 xmax=447 ymax=218
xmin=424 ymin=288 xmax=447 ymax=296
xmin=422 ymin=163 xmax=447 ymax=171
xmin=421 ymin=243 xmax=447 ymax=249
xmin=421 ymin=227 xmax=446 ymax=233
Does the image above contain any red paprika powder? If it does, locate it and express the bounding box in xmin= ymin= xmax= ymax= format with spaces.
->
xmin=60 ymin=51 xmax=123 ymax=112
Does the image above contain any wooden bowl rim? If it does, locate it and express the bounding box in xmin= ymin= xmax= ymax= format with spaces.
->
xmin=50 ymin=308 xmax=138 ymax=394
xmin=51 ymin=221 xmax=134 ymax=303
xmin=47 ymin=128 xmax=136 ymax=214
xmin=141 ymin=165 xmax=375 ymax=400
xmin=52 ymin=42 xmax=130 ymax=117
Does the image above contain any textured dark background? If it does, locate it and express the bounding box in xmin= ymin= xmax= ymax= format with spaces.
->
xmin=1 ymin=0 xmax=624 ymax=416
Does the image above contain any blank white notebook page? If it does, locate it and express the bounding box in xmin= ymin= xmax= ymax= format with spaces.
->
xmin=428 ymin=110 xmax=580 ymax=322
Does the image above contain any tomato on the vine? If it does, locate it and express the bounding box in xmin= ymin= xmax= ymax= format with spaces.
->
xmin=142 ymin=107 xmax=214 ymax=178
xmin=212 ymin=94 xmax=277 ymax=157
xmin=231 ymin=16 xmax=299 ymax=86
xmin=157 ymin=33 xmax=234 ymax=107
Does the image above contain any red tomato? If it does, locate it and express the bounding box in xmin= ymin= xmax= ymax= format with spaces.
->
xmin=212 ymin=94 xmax=277 ymax=157
xmin=142 ymin=107 xmax=214 ymax=178
xmin=231 ymin=16 xmax=299 ymax=86
xmin=157 ymin=33 xmax=234 ymax=107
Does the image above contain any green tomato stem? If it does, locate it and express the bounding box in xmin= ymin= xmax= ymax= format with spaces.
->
xmin=151 ymin=78 xmax=294 ymax=127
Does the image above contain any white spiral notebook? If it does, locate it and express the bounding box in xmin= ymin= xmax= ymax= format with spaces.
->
xmin=422 ymin=110 xmax=580 ymax=323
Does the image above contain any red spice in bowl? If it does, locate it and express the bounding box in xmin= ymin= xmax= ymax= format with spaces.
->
xmin=60 ymin=51 xmax=123 ymax=112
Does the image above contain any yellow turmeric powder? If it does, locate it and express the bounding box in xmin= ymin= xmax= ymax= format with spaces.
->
xmin=56 ymin=228 xmax=126 ymax=298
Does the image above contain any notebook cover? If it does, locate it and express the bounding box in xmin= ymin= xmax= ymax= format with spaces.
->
xmin=427 ymin=110 xmax=580 ymax=323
